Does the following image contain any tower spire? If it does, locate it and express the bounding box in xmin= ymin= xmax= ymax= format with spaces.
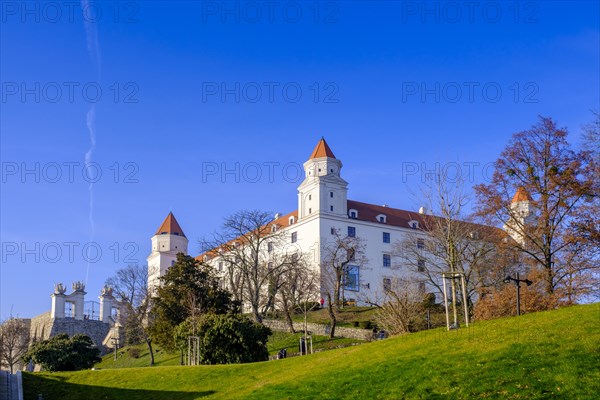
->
xmin=155 ymin=212 xmax=186 ymax=238
xmin=309 ymin=137 xmax=336 ymax=159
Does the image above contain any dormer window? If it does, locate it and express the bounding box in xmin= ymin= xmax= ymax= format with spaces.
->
xmin=409 ymin=220 xmax=419 ymax=229
xmin=349 ymin=209 xmax=358 ymax=219
xmin=377 ymin=214 xmax=387 ymax=223
xmin=271 ymin=224 xmax=278 ymax=233
xmin=289 ymin=216 xmax=295 ymax=225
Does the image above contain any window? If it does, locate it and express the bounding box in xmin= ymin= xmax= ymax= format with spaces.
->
xmin=330 ymin=205 xmax=334 ymax=212
xmin=418 ymin=282 xmax=426 ymax=293
xmin=330 ymin=191 xmax=334 ymax=198
xmin=377 ymin=214 xmax=387 ymax=223
xmin=383 ymin=232 xmax=390 ymax=243
xmin=267 ymin=242 xmax=273 ymax=252
xmin=409 ymin=221 xmax=419 ymax=229
xmin=267 ymin=262 xmax=273 ymax=271
xmin=291 ymin=232 xmax=297 ymax=243
xmin=330 ymin=227 xmax=336 ymax=235
xmin=383 ymin=278 xmax=391 ymax=292
xmin=309 ymin=208 xmax=312 ymax=214
xmin=418 ymin=258 xmax=425 ymax=272
xmin=344 ymin=265 xmax=359 ymax=291
xmin=417 ymin=238 xmax=425 ymax=249
xmin=349 ymin=209 xmax=358 ymax=219
xmin=289 ymin=216 xmax=295 ymax=225
xmin=348 ymin=226 xmax=356 ymax=237
xmin=383 ymin=253 xmax=391 ymax=267
xmin=218 ymin=261 xmax=223 ymax=272
xmin=291 ymin=253 xmax=299 ymax=262
xmin=309 ymin=194 xmax=312 ymax=200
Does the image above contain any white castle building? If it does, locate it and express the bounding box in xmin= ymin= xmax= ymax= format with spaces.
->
xmin=147 ymin=138 xmax=532 ymax=304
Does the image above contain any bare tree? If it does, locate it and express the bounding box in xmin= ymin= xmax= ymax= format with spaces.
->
xmin=0 ymin=317 xmax=29 ymax=373
xmin=277 ymin=261 xmax=320 ymax=333
xmin=105 ymin=264 xmax=155 ymax=366
xmin=201 ymin=210 xmax=300 ymax=323
xmin=368 ymin=278 xmax=426 ymax=335
xmin=475 ymin=116 xmax=597 ymax=297
xmin=395 ymin=176 xmax=501 ymax=326
xmin=321 ymin=229 xmax=367 ymax=338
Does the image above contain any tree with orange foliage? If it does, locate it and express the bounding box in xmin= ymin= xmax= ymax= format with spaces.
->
xmin=475 ymin=116 xmax=597 ymax=301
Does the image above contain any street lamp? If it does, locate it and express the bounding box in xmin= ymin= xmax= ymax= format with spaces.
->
xmin=503 ymin=272 xmax=533 ymax=316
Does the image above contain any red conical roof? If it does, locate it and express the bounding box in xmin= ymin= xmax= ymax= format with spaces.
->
xmin=511 ymin=187 xmax=533 ymax=203
xmin=309 ymin=137 xmax=336 ymax=159
xmin=155 ymin=212 xmax=186 ymax=238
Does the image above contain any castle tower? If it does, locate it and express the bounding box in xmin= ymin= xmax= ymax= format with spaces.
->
xmin=147 ymin=212 xmax=188 ymax=293
xmin=503 ymin=186 xmax=536 ymax=245
xmin=298 ymin=138 xmax=348 ymax=219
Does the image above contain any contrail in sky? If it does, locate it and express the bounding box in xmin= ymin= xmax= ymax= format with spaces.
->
xmin=81 ymin=0 xmax=101 ymax=284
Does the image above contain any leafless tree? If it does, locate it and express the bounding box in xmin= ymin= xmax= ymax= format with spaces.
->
xmin=0 ymin=317 xmax=29 ymax=373
xmin=367 ymin=278 xmax=426 ymax=335
xmin=395 ymin=176 xmax=501 ymax=326
xmin=277 ymin=261 xmax=320 ymax=333
xmin=105 ymin=264 xmax=155 ymax=366
xmin=321 ymin=229 xmax=367 ymax=338
xmin=201 ymin=210 xmax=301 ymax=323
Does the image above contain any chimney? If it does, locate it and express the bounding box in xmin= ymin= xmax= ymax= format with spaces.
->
xmin=274 ymin=213 xmax=281 ymax=220
xmin=419 ymin=206 xmax=427 ymax=214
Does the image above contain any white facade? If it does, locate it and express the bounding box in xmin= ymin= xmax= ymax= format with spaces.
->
xmin=147 ymin=212 xmax=189 ymax=294
xmin=150 ymin=139 xmax=517 ymax=306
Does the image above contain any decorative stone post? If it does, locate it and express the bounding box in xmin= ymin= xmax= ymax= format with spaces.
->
xmin=51 ymin=283 xmax=67 ymax=319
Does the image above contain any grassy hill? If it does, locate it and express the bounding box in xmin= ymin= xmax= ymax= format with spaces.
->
xmin=94 ymin=332 xmax=363 ymax=369
xmin=23 ymin=304 xmax=600 ymax=399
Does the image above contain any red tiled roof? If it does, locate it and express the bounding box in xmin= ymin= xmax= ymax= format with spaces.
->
xmin=196 ymin=210 xmax=298 ymax=261
xmin=309 ymin=138 xmax=336 ymax=159
xmin=155 ymin=212 xmax=186 ymax=238
xmin=511 ymin=186 xmax=533 ymax=203
xmin=197 ymin=200 xmax=505 ymax=260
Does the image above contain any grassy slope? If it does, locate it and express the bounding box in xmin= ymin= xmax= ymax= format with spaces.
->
xmin=95 ymin=332 xmax=362 ymax=369
xmin=23 ymin=304 xmax=600 ymax=400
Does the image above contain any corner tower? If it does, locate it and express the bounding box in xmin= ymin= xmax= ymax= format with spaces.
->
xmin=147 ymin=212 xmax=188 ymax=293
xmin=503 ymin=187 xmax=536 ymax=245
xmin=298 ymin=138 xmax=348 ymax=219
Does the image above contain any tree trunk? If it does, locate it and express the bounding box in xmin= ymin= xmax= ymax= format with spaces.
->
xmin=326 ymin=293 xmax=337 ymax=339
xmin=282 ymin=295 xmax=296 ymax=333
xmin=146 ymin=338 xmax=154 ymax=367
xmin=450 ymin=277 xmax=458 ymax=326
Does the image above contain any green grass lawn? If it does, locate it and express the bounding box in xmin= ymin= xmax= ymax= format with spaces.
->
xmin=23 ymin=304 xmax=600 ymax=399
xmin=95 ymin=331 xmax=364 ymax=370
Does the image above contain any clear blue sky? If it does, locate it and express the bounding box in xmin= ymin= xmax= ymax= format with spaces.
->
xmin=1 ymin=1 xmax=598 ymax=318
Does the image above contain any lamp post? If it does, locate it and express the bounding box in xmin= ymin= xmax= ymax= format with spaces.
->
xmin=503 ymin=272 xmax=533 ymax=316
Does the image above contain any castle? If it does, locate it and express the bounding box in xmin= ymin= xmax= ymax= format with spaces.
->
xmin=147 ymin=138 xmax=533 ymax=305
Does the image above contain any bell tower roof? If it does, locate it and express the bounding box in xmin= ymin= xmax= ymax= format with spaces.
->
xmin=155 ymin=212 xmax=186 ymax=238
xmin=309 ymin=137 xmax=336 ymax=159
xmin=511 ymin=186 xmax=533 ymax=203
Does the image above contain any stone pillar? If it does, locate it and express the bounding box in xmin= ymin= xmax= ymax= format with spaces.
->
xmin=51 ymin=283 xmax=67 ymax=319
xmin=99 ymin=286 xmax=115 ymax=323
xmin=71 ymin=281 xmax=86 ymax=321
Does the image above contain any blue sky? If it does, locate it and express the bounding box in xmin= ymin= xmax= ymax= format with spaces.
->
xmin=1 ymin=1 xmax=599 ymax=318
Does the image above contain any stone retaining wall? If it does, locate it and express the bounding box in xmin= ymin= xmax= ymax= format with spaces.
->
xmin=263 ymin=319 xmax=373 ymax=341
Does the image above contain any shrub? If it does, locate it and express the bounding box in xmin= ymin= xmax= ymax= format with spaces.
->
xmin=22 ymin=334 xmax=101 ymax=372
xmin=174 ymin=314 xmax=271 ymax=365
xmin=128 ymin=347 xmax=141 ymax=359
xmin=359 ymin=321 xmax=372 ymax=329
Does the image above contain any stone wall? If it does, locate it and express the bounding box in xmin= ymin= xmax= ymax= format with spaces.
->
xmin=29 ymin=312 xmax=112 ymax=355
xmin=263 ymin=319 xmax=374 ymax=341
